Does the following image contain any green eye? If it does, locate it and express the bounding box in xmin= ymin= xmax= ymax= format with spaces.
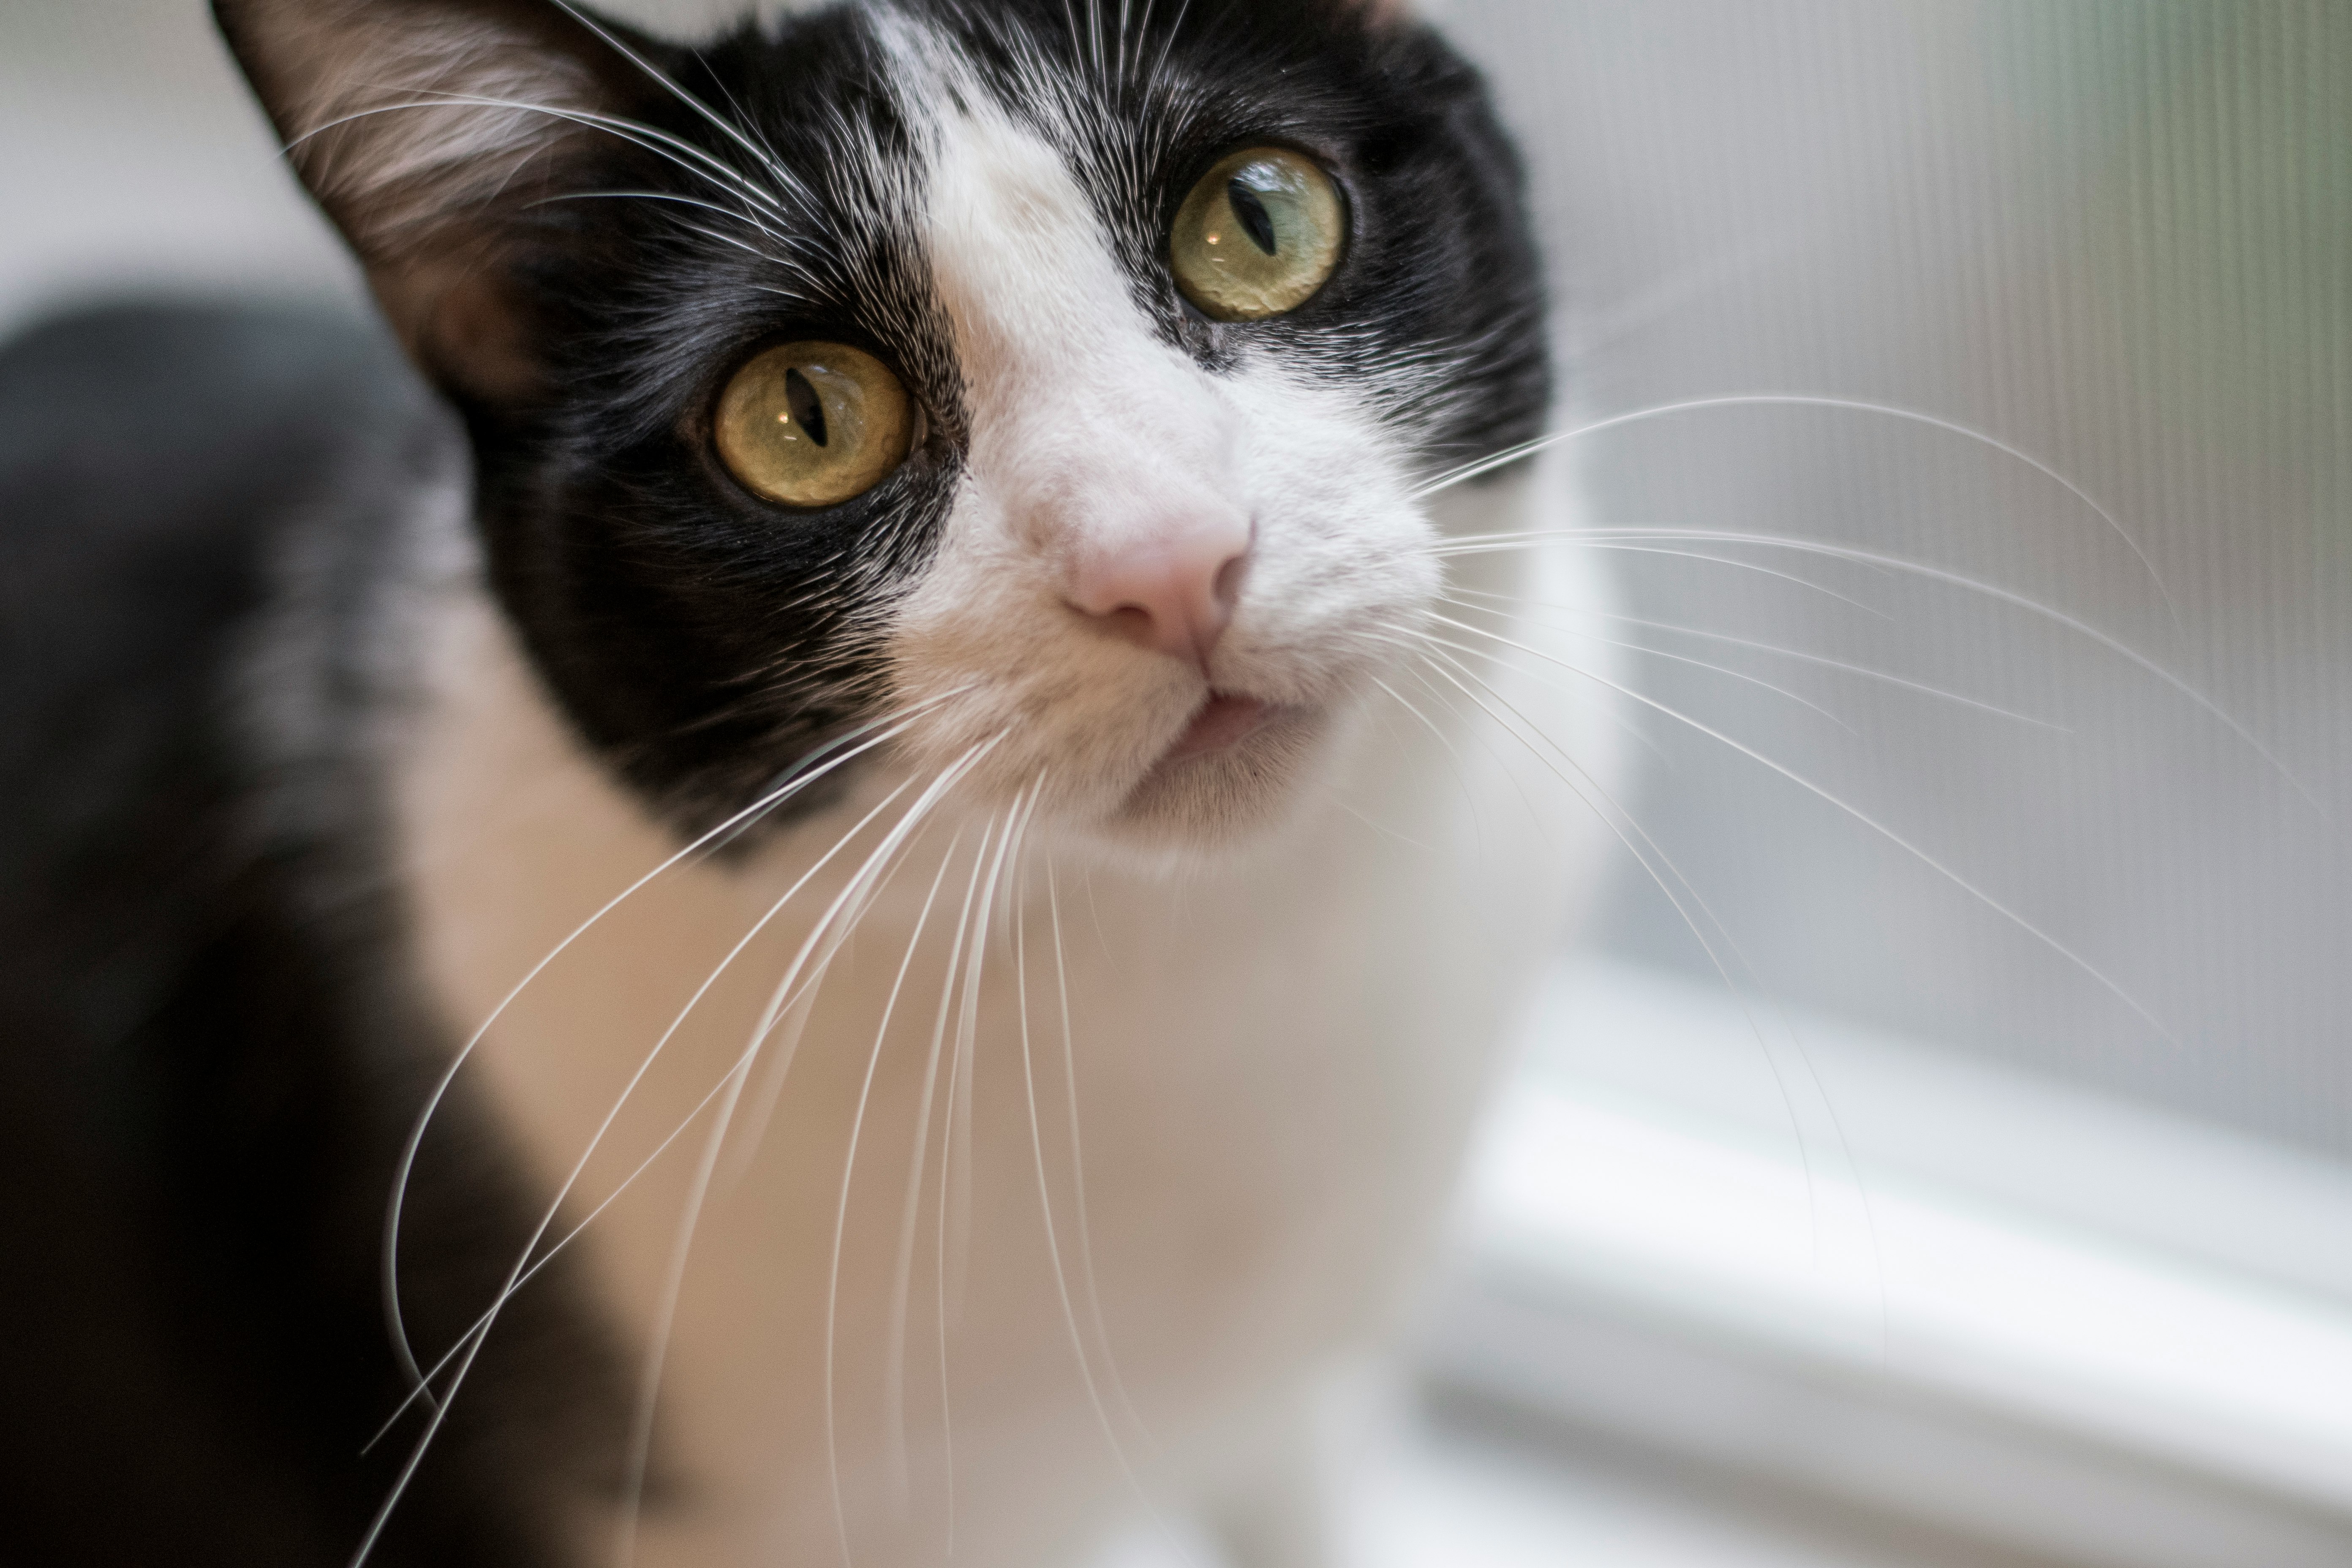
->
xmin=713 ymin=340 xmax=913 ymax=509
xmin=1169 ymin=147 xmax=1346 ymax=321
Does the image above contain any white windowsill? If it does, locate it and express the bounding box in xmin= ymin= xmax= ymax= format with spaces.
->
xmin=1422 ymin=958 xmax=2352 ymax=1568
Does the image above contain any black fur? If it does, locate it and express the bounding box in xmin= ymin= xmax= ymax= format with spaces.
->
xmin=0 ymin=302 xmax=627 ymax=1565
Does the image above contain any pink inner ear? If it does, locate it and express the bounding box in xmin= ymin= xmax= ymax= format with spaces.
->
xmin=215 ymin=0 xmax=634 ymax=403
xmin=397 ymin=256 xmax=546 ymax=404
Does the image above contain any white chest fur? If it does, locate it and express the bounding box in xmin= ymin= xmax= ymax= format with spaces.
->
xmin=394 ymin=461 xmax=1618 ymax=1568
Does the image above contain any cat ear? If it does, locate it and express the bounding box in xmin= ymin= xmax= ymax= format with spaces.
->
xmin=213 ymin=0 xmax=658 ymax=403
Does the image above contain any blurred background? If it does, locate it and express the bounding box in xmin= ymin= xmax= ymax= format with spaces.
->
xmin=4 ymin=1 xmax=2346 ymax=1564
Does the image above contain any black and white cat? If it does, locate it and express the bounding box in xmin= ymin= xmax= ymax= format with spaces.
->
xmin=0 ymin=0 xmax=1616 ymax=1563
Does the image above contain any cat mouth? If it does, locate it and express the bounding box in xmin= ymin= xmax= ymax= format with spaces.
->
xmin=1162 ymin=692 xmax=1277 ymax=764
xmin=1127 ymin=690 xmax=1298 ymax=793
xmin=1107 ymin=689 xmax=1329 ymax=842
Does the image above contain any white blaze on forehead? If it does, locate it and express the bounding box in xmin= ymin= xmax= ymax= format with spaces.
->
xmin=910 ymin=77 xmax=1242 ymax=549
xmin=924 ymin=105 xmax=1125 ymax=381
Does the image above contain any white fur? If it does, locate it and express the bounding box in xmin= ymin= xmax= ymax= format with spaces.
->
xmin=880 ymin=52 xmax=1440 ymax=855
xmin=393 ymin=22 xmax=1620 ymax=1568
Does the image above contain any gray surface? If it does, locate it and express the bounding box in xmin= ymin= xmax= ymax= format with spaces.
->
xmin=4 ymin=0 xmax=2345 ymax=1154
xmin=1443 ymin=0 xmax=2351 ymax=1152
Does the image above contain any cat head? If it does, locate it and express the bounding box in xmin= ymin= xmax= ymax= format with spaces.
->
xmin=216 ymin=0 xmax=1547 ymax=860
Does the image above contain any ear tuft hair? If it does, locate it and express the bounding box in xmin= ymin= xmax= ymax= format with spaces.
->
xmin=214 ymin=0 xmax=651 ymax=401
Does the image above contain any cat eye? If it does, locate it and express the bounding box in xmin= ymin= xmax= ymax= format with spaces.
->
xmin=713 ymin=341 xmax=914 ymax=509
xmin=1169 ymin=147 xmax=1346 ymax=321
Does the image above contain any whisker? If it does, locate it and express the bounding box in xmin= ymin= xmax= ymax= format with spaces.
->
xmin=947 ymin=809 xmax=1020 ymax=1334
xmin=1316 ymin=784 xmax=1441 ymax=854
xmin=356 ymin=759 xmax=939 ymax=1568
xmin=1408 ymin=392 xmax=2179 ymax=629
xmin=613 ymin=746 xmax=996 ymax=1563
xmin=380 ymin=698 xmax=953 ymax=1408
xmin=1396 ymin=654 xmax=1565 ymax=851
xmin=362 ymin=787 xmax=974 ymax=1462
xmin=1148 ymin=0 xmax=1195 ymax=105
xmin=1441 ymin=585 xmax=2069 ymax=731
xmin=1003 ymin=793 xmax=1191 ymax=1541
xmin=1480 ymin=618 xmax=1862 ymax=734
xmin=294 ymin=94 xmax=790 ymax=226
xmin=887 ymin=820 xmax=996 ymax=1542
xmin=1366 ymin=671 xmax=1494 ymax=845
xmin=1437 ymin=536 xmax=1893 ymax=617
xmin=931 ymin=816 xmax=1007 ymax=1557
xmin=1045 ymin=863 xmax=1155 ymax=1451
xmin=1369 ymin=627 xmax=1671 ymax=777
xmin=1010 ymin=785 xmax=1131 ymax=1456
xmin=1401 ymin=647 xmax=1881 ymax=1314
xmin=1407 ymin=615 xmax=2174 ymax=1038
xmin=827 ymin=829 xmax=964 ymax=1563
xmin=1447 ymin=528 xmax=2336 ymax=845
xmin=363 ymin=1051 xmax=759 ymax=1453
xmin=721 ymin=790 xmax=956 ymax=1187
xmin=526 ymin=186 xmax=789 ymax=237
xmin=547 ymin=0 xmax=815 ymax=206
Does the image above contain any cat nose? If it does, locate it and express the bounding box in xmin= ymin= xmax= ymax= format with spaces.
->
xmin=1067 ymin=512 xmax=1254 ymax=675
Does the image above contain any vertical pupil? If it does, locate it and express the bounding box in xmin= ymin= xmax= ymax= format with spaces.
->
xmin=784 ymin=367 xmax=828 ymax=447
xmin=1227 ymin=179 xmax=1279 ymax=256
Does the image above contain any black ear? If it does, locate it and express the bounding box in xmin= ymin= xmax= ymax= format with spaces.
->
xmin=213 ymin=0 xmax=661 ymax=403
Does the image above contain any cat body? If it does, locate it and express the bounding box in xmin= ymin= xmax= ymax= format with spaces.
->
xmin=0 ymin=0 xmax=1617 ymax=1562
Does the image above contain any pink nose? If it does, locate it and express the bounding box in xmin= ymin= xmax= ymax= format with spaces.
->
xmin=1067 ymin=514 xmax=1253 ymax=675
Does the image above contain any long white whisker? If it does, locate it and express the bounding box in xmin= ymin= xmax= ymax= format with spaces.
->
xmin=1439 ymin=536 xmax=1893 ymax=616
xmin=1391 ymin=653 xmax=1565 ymax=850
xmin=355 ymin=765 xmax=934 ymax=1568
xmin=1014 ymin=792 xmax=1155 ymax=1496
xmin=1677 ymin=533 xmax=2337 ymax=838
xmin=825 ymin=830 xmax=963 ymax=1566
xmin=1402 ymin=648 xmax=1874 ymax=1304
xmin=1413 ymin=614 xmax=2173 ymax=1037
xmin=547 ymin=0 xmax=814 ymax=204
xmin=721 ymin=774 xmax=969 ymax=1187
xmin=293 ymin=94 xmax=790 ymax=226
xmin=931 ymin=815 xmax=1004 ymax=1557
xmin=1364 ymin=671 xmax=1493 ymax=838
xmin=928 ymin=788 xmax=1027 ymax=1558
xmin=613 ymin=743 xmax=998 ymax=1563
xmin=1045 ymin=864 xmax=1156 ymax=1450
xmin=1373 ymin=628 xmax=1671 ymax=781
xmin=380 ymin=700 xmax=949 ymax=1409
xmin=887 ymin=820 xmax=994 ymax=1539
xmin=363 ymin=1050 xmax=752 ymax=1451
xmin=1410 ymin=392 xmax=2179 ymax=629
xmin=1405 ymin=646 xmax=1774 ymax=1053
xmin=1441 ymin=585 xmax=2069 ymax=731
xmin=1503 ymin=622 xmax=1861 ymax=733
xmin=520 ymin=185 xmax=795 ymax=268
xmin=946 ymin=795 xmax=1020 ymax=1335
xmin=1449 ymin=528 xmax=2335 ymax=845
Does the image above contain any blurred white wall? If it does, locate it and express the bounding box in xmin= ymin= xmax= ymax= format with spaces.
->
xmin=5 ymin=0 xmax=2345 ymax=1152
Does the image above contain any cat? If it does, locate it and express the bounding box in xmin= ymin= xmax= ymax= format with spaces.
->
xmin=0 ymin=0 xmax=1618 ymax=1563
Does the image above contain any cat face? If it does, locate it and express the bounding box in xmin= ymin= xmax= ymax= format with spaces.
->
xmin=218 ymin=0 xmax=1548 ymax=855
